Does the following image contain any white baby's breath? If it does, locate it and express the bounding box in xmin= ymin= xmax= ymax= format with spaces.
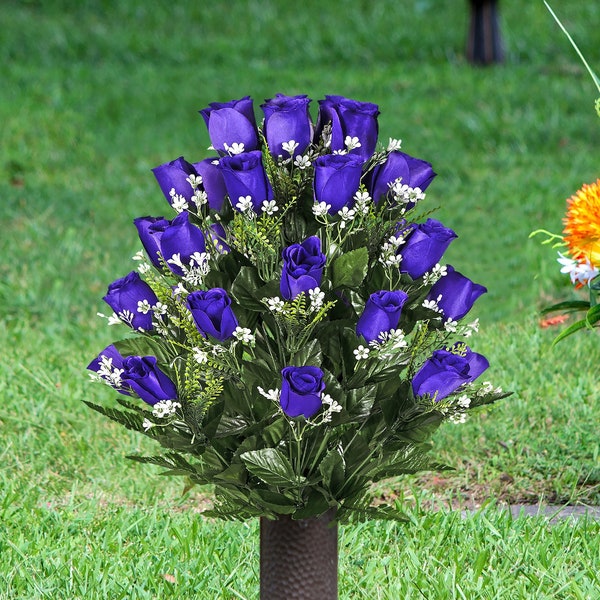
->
xmin=224 ymin=142 xmax=245 ymax=155
xmin=312 ymin=201 xmax=332 ymax=217
xmin=294 ymin=155 xmax=311 ymax=170
xmin=261 ymin=200 xmax=279 ymax=216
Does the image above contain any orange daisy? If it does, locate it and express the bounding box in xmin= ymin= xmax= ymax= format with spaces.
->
xmin=563 ymin=178 xmax=600 ymax=268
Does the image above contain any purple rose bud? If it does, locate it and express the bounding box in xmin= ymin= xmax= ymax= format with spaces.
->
xmin=399 ymin=219 xmax=457 ymax=279
xmin=159 ymin=211 xmax=207 ymax=276
xmin=356 ymin=290 xmax=409 ymax=342
xmin=280 ymin=366 xmax=325 ymax=418
xmin=192 ymin=157 xmax=228 ymax=212
xmin=280 ymin=236 xmax=326 ymax=300
xmin=103 ymin=271 xmax=159 ymax=331
xmin=261 ymin=93 xmax=313 ymax=158
xmin=152 ymin=156 xmax=198 ymax=207
xmin=121 ymin=355 xmax=178 ymax=406
xmin=313 ymin=153 xmax=364 ymax=214
xmin=412 ymin=346 xmax=489 ymax=401
xmin=316 ymin=95 xmax=379 ymax=161
xmin=367 ymin=151 xmax=436 ymax=207
xmin=199 ymin=96 xmax=258 ymax=154
xmin=427 ymin=265 xmax=487 ymax=321
xmin=186 ymin=288 xmax=239 ymax=341
xmin=87 ymin=345 xmax=129 ymax=394
xmin=134 ymin=216 xmax=171 ymax=268
xmin=218 ymin=150 xmax=275 ymax=213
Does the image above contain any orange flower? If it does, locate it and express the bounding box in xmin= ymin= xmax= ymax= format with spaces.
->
xmin=563 ymin=178 xmax=600 ymax=267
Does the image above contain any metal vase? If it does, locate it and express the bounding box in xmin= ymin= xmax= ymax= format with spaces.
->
xmin=259 ymin=509 xmax=338 ymax=599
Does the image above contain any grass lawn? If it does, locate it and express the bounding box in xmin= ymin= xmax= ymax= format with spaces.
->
xmin=1 ymin=1 xmax=599 ymax=597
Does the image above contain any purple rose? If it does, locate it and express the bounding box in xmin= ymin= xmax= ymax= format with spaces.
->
xmin=280 ymin=366 xmax=325 ymax=418
xmin=412 ymin=346 xmax=489 ymax=401
xmin=261 ymin=93 xmax=313 ymax=158
xmin=316 ymin=95 xmax=379 ymax=160
xmin=398 ymin=219 xmax=457 ymax=279
xmin=152 ymin=156 xmax=198 ymax=207
xmin=280 ymin=236 xmax=326 ymax=300
xmin=356 ymin=290 xmax=409 ymax=343
xmin=192 ymin=157 xmax=228 ymax=212
xmin=103 ymin=271 xmax=159 ymax=331
xmin=367 ymin=151 xmax=436 ymax=207
xmin=121 ymin=355 xmax=178 ymax=406
xmin=313 ymin=154 xmax=364 ymax=214
xmin=87 ymin=344 xmax=128 ymax=393
xmin=186 ymin=288 xmax=238 ymax=341
xmin=158 ymin=211 xmax=206 ymax=276
xmin=426 ymin=266 xmax=487 ymax=321
xmin=199 ymin=96 xmax=258 ymax=154
xmin=218 ymin=150 xmax=274 ymax=213
xmin=134 ymin=216 xmax=170 ymax=268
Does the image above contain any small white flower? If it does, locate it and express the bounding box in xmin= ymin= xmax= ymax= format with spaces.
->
xmin=142 ymin=418 xmax=154 ymax=432
xmin=137 ymin=299 xmax=152 ymax=314
xmin=132 ymin=250 xmax=146 ymax=261
xmin=456 ymin=395 xmax=471 ymax=408
xmin=312 ymin=201 xmax=332 ymax=217
xmin=224 ymin=142 xmax=245 ymax=155
xmin=338 ymin=206 xmax=356 ymax=221
xmin=294 ymin=155 xmax=311 ymax=169
xmin=444 ymin=318 xmax=458 ymax=333
xmin=557 ymin=252 xmax=599 ymax=285
xmin=387 ymin=138 xmax=402 ymax=151
xmin=236 ymin=195 xmax=254 ymax=213
xmin=308 ymin=287 xmax=325 ymax=311
xmin=151 ymin=302 xmax=168 ymax=315
xmin=261 ymin=200 xmax=279 ymax=216
xmin=258 ymin=386 xmax=280 ymax=402
xmin=152 ymin=399 xmax=182 ymax=419
xmin=192 ymin=189 xmax=208 ymax=207
xmin=422 ymin=295 xmax=443 ymax=313
xmin=186 ymin=173 xmax=203 ymax=189
xmin=265 ymin=297 xmax=285 ymax=313
xmin=282 ymin=140 xmax=299 ymax=155
xmin=118 ymin=310 xmax=136 ymax=327
xmin=388 ymin=329 xmax=408 ymax=349
xmin=423 ymin=264 xmax=447 ymax=285
xmin=233 ymin=326 xmax=255 ymax=345
xmin=477 ymin=381 xmax=495 ymax=397
xmin=332 ymin=149 xmax=348 ymax=155
xmin=353 ymin=345 xmax=370 ymax=360
xmin=449 ymin=413 xmax=468 ymax=424
xmin=168 ymin=253 xmax=185 ymax=270
xmin=344 ymin=135 xmax=361 ymax=151
xmin=169 ymin=188 xmax=189 ymax=213
xmin=172 ymin=283 xmax=187 ymax=297
xmin=193 ymin=347 xmax=209 ymax=364
xmin=138 ymin=262 xmax=151 ymax=274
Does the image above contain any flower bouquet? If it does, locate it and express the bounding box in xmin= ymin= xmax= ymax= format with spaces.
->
xmin=87 ymin=93 xmax=505 ymax=597
xmin=532 ymin=3 xmax=600 ymax=344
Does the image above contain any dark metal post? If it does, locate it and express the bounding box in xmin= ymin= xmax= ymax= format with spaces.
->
xmin=467 ymin=0 xmax=504 ymax=65
xmin=260 ymin=510 xmax=338 ymax=599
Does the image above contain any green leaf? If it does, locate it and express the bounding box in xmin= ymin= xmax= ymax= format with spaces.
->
xmin=551 ymin=304 xmax=600 ymax=346
xmin=230 ymin=266 xmax=265 ymax=311
xmin=319 ymin=448 xmax=346 ymax=495
xmin=249 ymin=489 xmax=297 ymax=514
xmin=331 ymin=247 xmax=369 ymax=289
xmin=114 ymin=336 xmax=174 ymax=363
xmin=291 ymin=338 xmax=322 ymax=365
xmin=541 ymin=300 xmax=591 ymax=314
xmin=240 ymin=448 xmax=305 ymax=487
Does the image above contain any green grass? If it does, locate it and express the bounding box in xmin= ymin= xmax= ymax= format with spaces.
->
xmin=1 ymin=0 xmax=600 ymax=597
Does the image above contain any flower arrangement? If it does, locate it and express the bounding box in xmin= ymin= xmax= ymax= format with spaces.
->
xmin=532 ymin=3 xmax=600 ymax=344
xmin=87 ymin=92 xmax=505 ymax=522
